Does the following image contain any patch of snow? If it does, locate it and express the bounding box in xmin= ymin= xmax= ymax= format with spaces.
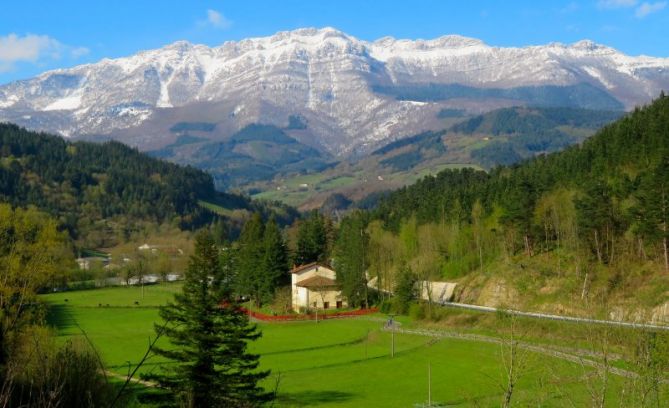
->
xmin=582 ymin=66 xmax=615 ymax=89
xmin=0 ymin=94 xmax=18 ymax=108
xmin=404 ymin=100 xmax=428 ymax=106
xmin=43 ymin=94 xmax=82 ymax=111
xmin=156 ymin=77 xmax=173 ymax=108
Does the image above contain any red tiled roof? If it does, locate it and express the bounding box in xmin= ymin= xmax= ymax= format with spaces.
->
xmin=290 ymin=262 xmax=332 ymax=274
xmin=295 ymin=275 xmax=339 ymax=289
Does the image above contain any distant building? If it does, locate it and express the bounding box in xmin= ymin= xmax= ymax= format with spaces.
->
xmin=76 ymin=256 xmax=109 ymax=270
xmin=137 ymin=243 xmax=184 ymax=255
xmin=367 ymin=276 xmax=456 ymax=303
xmin=291 ymin=263 xmax=347 ymax=312
xmin=417 ymin=281 xmax=457 ymax=303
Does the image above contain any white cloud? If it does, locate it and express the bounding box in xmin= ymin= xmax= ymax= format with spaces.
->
xmin=204 ymin=9 xmax=232 ymax=29
xmin=597 ymin=0 xmax=637 ymax=8
xmin=70 ymin=46 xmax=90 ymax=59
xmin=0 ymin=33 xmax=88 ymax=73
xmin=597 ymin=0 xmax=666 ymax=17
xmin=635 ymin=1 xmax=667 ymax=17
xmin=0 ymin=34 xmax=60 ymax=65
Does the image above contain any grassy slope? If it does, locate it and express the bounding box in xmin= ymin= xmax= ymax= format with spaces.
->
xmin=249 ymin=107 xmax=618 ymax=210
xmin=252 ymin=163 xmax=481 ymax=210
xmin=42 ymin=284 xmax=626 ymax=406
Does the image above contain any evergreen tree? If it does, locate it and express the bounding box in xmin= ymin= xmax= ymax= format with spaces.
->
xmin=295 ymin=211 xmax=328 ymax=265
xmin=236 ymin=213 xmax=266 ymax=305
xmin=501 ymin=180 xmax=538 ymax=257
xmin=576 ymin=180 xmax=623 ymax=263
xmin=145 ymin=231 xmax=272 ymax=407
xmin=333 ymin=212 xmax=370 ymax=307
xmin=632 ymin=159 xmax=669 ymax=271
xmin=393 ymin=263 xmax=416 ymax=314
xmin=211 ymin=218 xmax=229 ymax=245
xmin=260 ymin=217 xmax=289 ymax=304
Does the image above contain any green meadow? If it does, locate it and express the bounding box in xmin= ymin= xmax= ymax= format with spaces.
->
xmin=42 ymin=284 xmax=625 ymax=407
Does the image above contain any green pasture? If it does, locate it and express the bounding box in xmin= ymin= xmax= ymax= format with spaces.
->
xmin=41 ymin=284 xmax=626 ymax=407
xmin=198 ymin=200 xmax=235 ymax=217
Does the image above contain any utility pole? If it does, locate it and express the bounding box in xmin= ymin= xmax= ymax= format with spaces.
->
xmin=387 ymin=314 xmax=396 ymax=358
xmin=428 ymin=361 xmax=432 ymax=407
xmin=392 ymin=325 xmax=395 ymax=358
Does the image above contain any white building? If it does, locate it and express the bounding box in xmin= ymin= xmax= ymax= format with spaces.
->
xmin=291 ymin=263 xmax=347 ymax=312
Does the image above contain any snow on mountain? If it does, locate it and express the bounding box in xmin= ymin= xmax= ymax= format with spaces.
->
xmin=1 ymin=27 xmax=668 ymax=156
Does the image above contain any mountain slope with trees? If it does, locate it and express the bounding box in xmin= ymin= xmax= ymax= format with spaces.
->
xmin=0 ymin=123 xmax=294 ymax=247
xmin=152 ymin=124 xmax=334 ymax=189
xmin=249 ymin=106 xmax=623 ymax=210
xmin=340 ymin=93 xmax=669 ymax=317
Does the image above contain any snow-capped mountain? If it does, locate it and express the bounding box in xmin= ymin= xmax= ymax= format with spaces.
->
xmin=1 ymin=27 xmax=668 ymax=156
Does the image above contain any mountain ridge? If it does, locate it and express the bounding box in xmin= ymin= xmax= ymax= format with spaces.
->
xmin=0 ymin=27 xmax=667 ymax=157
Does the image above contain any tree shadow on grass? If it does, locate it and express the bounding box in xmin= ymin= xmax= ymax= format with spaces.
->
xmin=277 ymin=390 xmax=356 ymax=406
xmin=45 ymin=304 xmax=76 ymax=332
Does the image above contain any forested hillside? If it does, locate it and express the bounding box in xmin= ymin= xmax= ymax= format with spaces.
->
xmin=152 ymin=124 xmax=334 ymax=189
xmin=249 ymin=106 xmax=622 ymax=210
xmin=354 ymin=94 xmax=669 ymax=315
xmin=0 ymin=124 xmax=271 ymax=246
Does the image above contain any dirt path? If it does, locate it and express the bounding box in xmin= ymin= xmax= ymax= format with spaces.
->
xmin=105 ymin=370 xmax=157 ymax=387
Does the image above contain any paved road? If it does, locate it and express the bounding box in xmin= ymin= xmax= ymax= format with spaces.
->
xmin=440 ymin=301 xmax=669 ymax=331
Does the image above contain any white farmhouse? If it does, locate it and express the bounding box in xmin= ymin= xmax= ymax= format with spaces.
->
xmin=291 ymin=263 xmax=347 ymax=312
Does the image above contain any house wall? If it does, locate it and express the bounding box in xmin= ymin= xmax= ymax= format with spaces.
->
xmin=294 ymin=286 xmax=309 ymax=310
xmin=291 ymin=265 xmax=341 ymax=311
xmin=306 ymin=289 xmax=346 ymax=309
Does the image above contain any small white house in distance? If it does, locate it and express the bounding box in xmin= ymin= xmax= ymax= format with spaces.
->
xmin=417 ymin=281 xmax=457 ymax=303
xmin=291 ymin=263 xmax=347 ymax=312
xmin=76 ymin=256 xmax=109 ymax=270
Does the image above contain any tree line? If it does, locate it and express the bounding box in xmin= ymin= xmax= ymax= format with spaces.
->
xmin=0 ymin=204 xmax=116 ymax=406
xmin=342 ymin=93 xmax=669 ymax=311
xmin=0 ymin=123 xmax=298 ymax=248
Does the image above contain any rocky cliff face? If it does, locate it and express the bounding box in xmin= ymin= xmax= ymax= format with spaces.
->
xmin=1 ymin=27 xmax=668 ymax=156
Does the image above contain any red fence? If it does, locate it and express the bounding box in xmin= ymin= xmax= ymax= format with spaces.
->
xmin=241 ymin=307 xmax=379 ymax=322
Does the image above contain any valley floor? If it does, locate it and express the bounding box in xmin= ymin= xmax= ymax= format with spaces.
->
xmin=41 ymin=283 xmax=664 ymax=407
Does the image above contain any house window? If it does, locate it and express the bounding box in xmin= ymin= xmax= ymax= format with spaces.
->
xmin=336 ymin=301 xmax=342 ymax=309
xmin=323 ymin=302 xmax=329 ymax=310
xmin=313 ymin=302 xmax=317 ymax=307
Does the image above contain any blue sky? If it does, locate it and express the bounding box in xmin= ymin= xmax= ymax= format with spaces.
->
xmin=1 ymin=0 xmax=667 ymax=84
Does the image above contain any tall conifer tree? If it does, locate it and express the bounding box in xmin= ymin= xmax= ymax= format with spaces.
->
xmin=236 ymin=213 xmax=266 ymax=305
xmin=145 ymin=231 xmax=272 ymax=407
xmin=333 ymin=212 xmax=369 ymax=307
xmin=295 ymin=211 xmax=328 ymax=265
xmin=261 ymin=217 xmax=289 ymax=303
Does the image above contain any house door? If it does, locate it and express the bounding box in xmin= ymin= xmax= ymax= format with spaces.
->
xmin=336 ymin=301 xmax=342 ymax=309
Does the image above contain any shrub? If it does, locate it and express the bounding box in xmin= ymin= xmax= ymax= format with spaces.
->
xmin=8 ymin=327 xmax=112 ymax=407
xmin=409 ymin=303 xmax=426 ymax=320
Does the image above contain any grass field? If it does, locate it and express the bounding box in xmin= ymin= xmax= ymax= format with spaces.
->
xmin=198 ymin=199 xmax=237 ymax=217
xmin=41 ymin=284 xmax=627 ymax=407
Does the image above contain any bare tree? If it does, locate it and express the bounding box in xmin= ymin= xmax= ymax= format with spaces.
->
xmin=496 ymin=310 xmax=530 ymax=408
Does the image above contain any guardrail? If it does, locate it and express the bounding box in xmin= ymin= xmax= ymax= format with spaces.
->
xmin=440 ymin=301 xmax=669 ymax=331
